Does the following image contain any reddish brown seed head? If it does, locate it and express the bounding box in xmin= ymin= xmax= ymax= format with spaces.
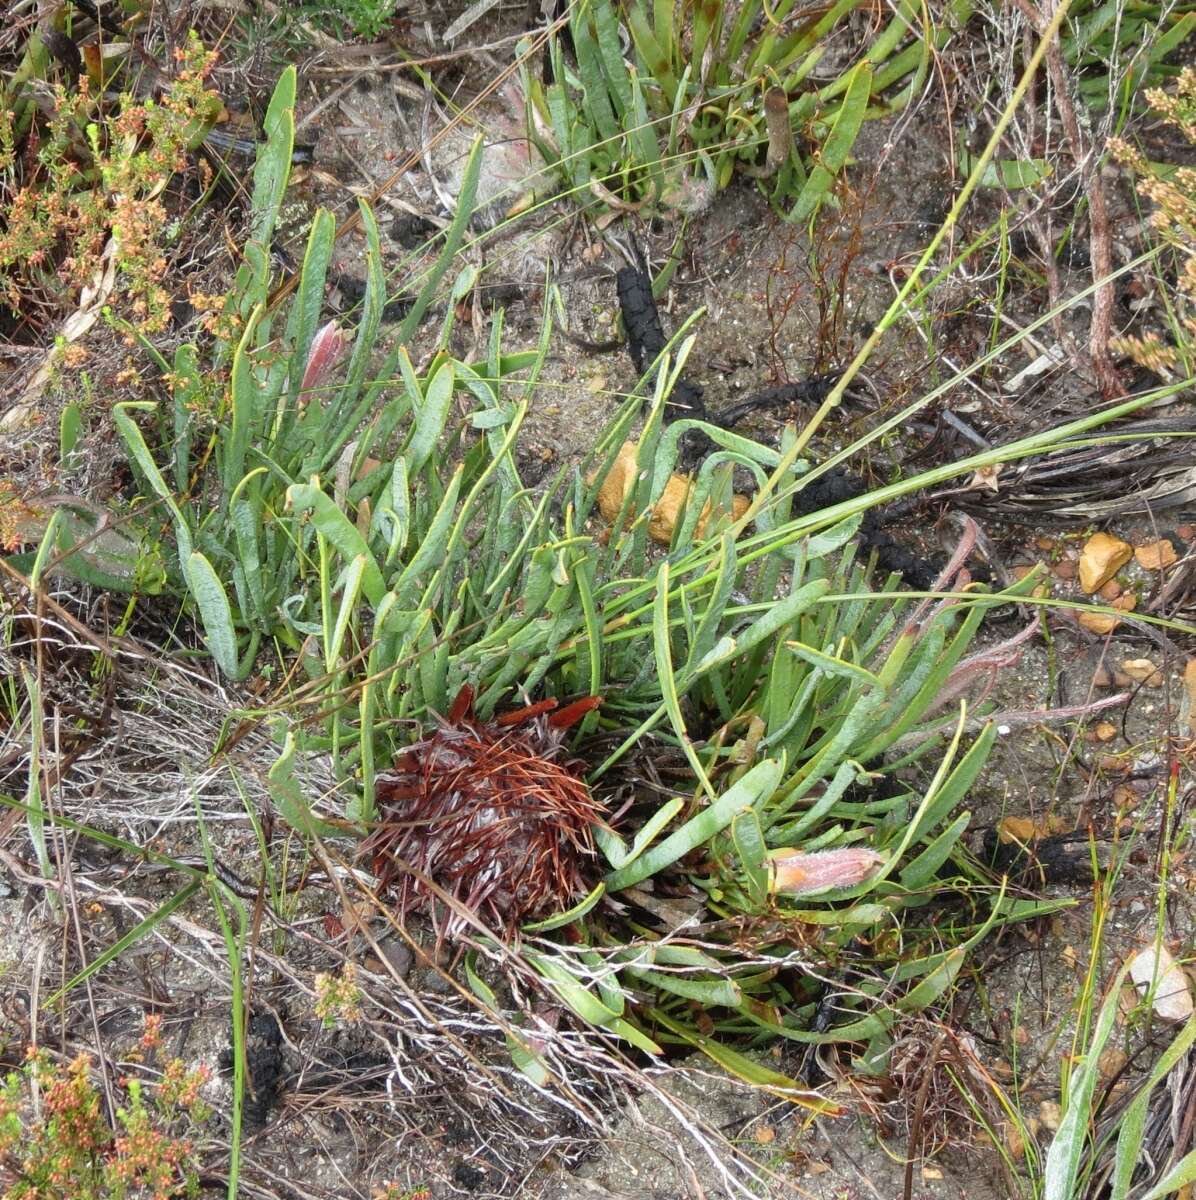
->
xmin=363 ymin=686 xmax=605 ymax=938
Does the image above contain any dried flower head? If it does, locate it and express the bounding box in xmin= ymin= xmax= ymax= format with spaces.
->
xmin=364 ymin=686 xmax=605 ymax=937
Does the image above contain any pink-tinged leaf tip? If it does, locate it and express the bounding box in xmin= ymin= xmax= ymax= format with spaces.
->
xmin=300 ymin=321 xmax=348 ymax=394
xmin=769 ymin=847 xmax=886 ymax=894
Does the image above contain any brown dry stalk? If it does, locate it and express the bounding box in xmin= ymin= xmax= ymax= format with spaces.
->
xmin=1011 ymin=0 xmax=1122 ymax=398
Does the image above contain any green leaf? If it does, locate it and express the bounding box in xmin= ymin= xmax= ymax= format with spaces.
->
xmin=624 ymin=966 xmax=741 ymax=1007
xmin=320 ymin=200 xmax=385 ymax=472
xmin=605 ymin=757 xmax=783 ymax=892
xmin=595 ymin=797 xmax=684 ymax=871
xmin=692 ymin=578 xmax=829 ymax=685
xmin=522 ymin=883 xmax=606 ymax=932
xmin=325 ymin=555 xmax=366 ymax=670
xmin=1044 ymin=964 xmax=1132 ymax=1200
xmin=113 ymin=402 xmax=193 ymax=563
xmin=43 ymin=881 xmax=203 ymax=1010
xmin=185 ymin=552 xmax=240 ymax=678
xmin=785 ymin=62 xmax=871 ymax=225
xmin=230 ymin=496 xmax=268 ymax=629
xmin=19 ymin=667 xmax=54 ymax=906
xmin=170 ymin=344 xmax=200 ymax=493
xmin=391 ymin=466 xmax=464 ymax=601
xmin=397 ymin=139 xmax=482 ymax=344
xmin=268 ymin=733 xmax=346 ymax=840
xmin=572 ymin=0 xmax=619 ymax=143
xmin=286 ymin=208 xmax=336 ymax=402
xmin=1111 ymin=1015 xmax=1196 ymax=1199
xmin=224 ymin=306 xmax=265 ymax=502
xmin=958 ymin=152 xmax=1052 ymax=189
xmin=286 ymin=479 xmax=385 ymax=607
xmin=408 ymin=359 xmax=456 ymax=475
xmin=59 ymin=402 xmax=82 ymax=468
xmin=248 ymin=67 xmax=296 ymax=260
xmin=654 ymin=562 xmax=715 ymax=797
xmin=1138 ymin=1148 xmax=1196 ymax=1200
xmin=591 ymin=0 xmax=633 ymax=117
xmin=732 ymin=809 xmax=769 ymax=905
xmin=652 ymin=1010 xmax=840 ymax=1112
xmin=897 ymin=811 xmax=970 ymax=888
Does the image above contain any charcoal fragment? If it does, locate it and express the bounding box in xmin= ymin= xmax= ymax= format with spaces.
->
xmin=616 ymin=266 xmax=705 ymax=418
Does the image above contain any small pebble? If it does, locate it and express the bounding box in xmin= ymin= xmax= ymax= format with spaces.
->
xmin=1134 ymin=539 xmax=1178 ymax=570
xmin=1078 ymin=532 xmax=1132 ymax=593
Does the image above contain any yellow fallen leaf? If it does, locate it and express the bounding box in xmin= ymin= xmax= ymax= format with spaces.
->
xmin=594 ymin=441 xmax=640 ymax=525
xmin=592 ymin=440 xmax=750 ymax=544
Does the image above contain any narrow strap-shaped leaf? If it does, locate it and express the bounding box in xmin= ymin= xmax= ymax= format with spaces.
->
xmin=785 ymin=62 xmax=872 ymax=226
xmin=113 ymin=401 xmax=193 ymax=563
xmin=1043 ymin=963 xmax=1133 ymax=1200
xmin=170 ymin=344 xmax=200 ymax=493
xmin=230 ymin=498 xmax=267 ymax=629
xmin=43 ymin=881 xmax=203 ymax=1009
xmin=522 ymin=883 xmax=606 ymax=932
xmin=571 ymin=0 xmax=618 ymax=142
xmin=594 ymin=797 xmax=684 ymax=870
xmin=897 ymin=811 xmax=971 ymax=889
xmin=624 ymin=966 xmax=741 ymax=1007
xmin=407 ymin=358 xmax=455 ymax=475
xmin=1138 ymin=1145 xmax=1196 ymax=1200
xmin=224 ymin=305 xmax=265 ymax=503
xmin=1110 ymin=1015 xmax=1196 ymax=1200
xmin=286 ymin=479 xmax=385 ymax=606
xmin=318 ymin=199 xmax=385 ymax=470
xmin=185 ymin=551 xmax=240 ymax=678
xmin=654 ymin=562 xmax=715 ymax=797
xmin=242 ymin=65 xmax=296 ymax=306
xmin=397 ymin=138 xmax=482 ymax=344
xmin=605 ymin=757 xmax=783 ymax=892
xmin=651 ymin=1010 xmax=840 ymax=1112
xmin=594 ymin=0 xmax=634 ymax=116
xmin=325 ymin=555 xmax=366 ymax=670
xmin=391 ymin=466 xmax=464 ymax=602
xmin=286 ymin=207 xmax=336 ymax=406
xmin=231 ymin=66 xmax=296 ymax=324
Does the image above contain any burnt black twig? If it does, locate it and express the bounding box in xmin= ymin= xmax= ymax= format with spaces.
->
xmin=616 ymin=265 xmax=706 ymax=419
xmin=709 ymin=374 xmax=839 ymax=429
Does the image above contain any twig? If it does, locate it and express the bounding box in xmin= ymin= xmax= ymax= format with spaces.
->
xmin=1010 ymin=0 xmax=1122 ymax=398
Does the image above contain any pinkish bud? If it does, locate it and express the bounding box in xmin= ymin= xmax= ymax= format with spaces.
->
xmin=300 ymin=321 xmax=348 ymax=394
xmin=769 ymin=847 xmax=885 ymax=894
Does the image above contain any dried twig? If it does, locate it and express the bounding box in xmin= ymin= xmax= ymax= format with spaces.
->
xmin=1009 ymin=0 xmax=1122 ymax=398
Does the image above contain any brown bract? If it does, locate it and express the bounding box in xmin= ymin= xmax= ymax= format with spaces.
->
xmin=363 ymin=686 xmax=605 ymax=938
